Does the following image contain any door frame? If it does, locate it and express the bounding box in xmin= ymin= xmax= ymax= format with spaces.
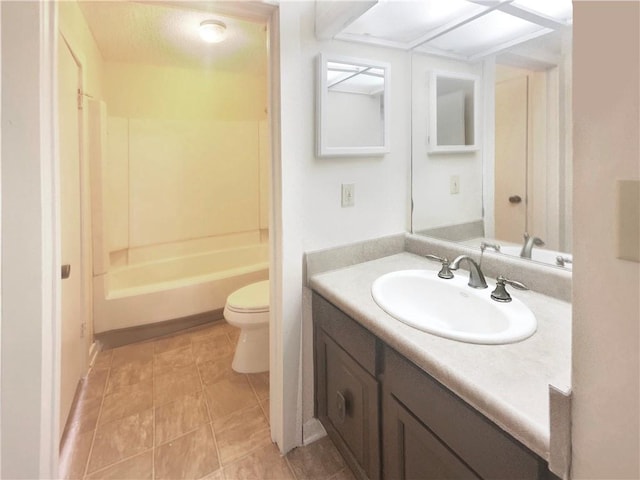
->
xmin=0 ymin=1 xmax=60 ymax=477
xmin=58 ymin=30 xmax=92 ymax=433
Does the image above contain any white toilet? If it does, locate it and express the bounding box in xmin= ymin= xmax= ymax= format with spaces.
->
xmin=223 ymin=280 xmax=270 ymax=373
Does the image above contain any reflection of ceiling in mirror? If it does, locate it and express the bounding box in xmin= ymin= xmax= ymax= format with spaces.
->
xmin=337 ymin=0 xmax=572 ymax=61
xmin=327 ymin=62 xmax=385 ymax=95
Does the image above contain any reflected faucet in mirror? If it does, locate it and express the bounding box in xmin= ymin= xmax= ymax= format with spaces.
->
xmin=520 ymin=234 xmax=545 ymax=259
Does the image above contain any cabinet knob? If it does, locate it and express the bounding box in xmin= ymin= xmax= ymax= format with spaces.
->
xmin=336 ymin=391 xmax=348 ymax=424
xmin=508 ymin=195 xmax=522 ymax=204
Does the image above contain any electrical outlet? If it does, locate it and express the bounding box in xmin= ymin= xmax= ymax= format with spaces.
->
xmin=341 ymin=183 xmax=355 ymax=207
xmin=450 ymin=175 xmax=460 ymax=195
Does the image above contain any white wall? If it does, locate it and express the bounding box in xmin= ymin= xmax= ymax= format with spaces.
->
xmin=572 ymin=2 xmax=640 ymax=478
xmin=276 ymin=1 xmax=411 ymax=451
xmin=1 ymin=2 xmax=58 ymax=477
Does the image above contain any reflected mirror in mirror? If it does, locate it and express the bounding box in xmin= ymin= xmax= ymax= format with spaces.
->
xmin=412 ymin=30 xmax=573 ymax=271
xmin=317 ymin=54 xmax=390 ymax=157
xmin=432 ymin=73 xmax=477 ymax=150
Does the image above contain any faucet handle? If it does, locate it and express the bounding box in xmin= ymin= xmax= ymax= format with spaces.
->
xmin=490 ymin=275 xmax=528 ymax=303
xmin=480 ymin=241 xmax=501 ymax=253
xmin=556 ymin=255 xmax=573 ymax=267
xmin=424 ymin=254 xmax=454 ymax=279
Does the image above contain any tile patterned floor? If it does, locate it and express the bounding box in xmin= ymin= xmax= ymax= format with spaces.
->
xmin=59 ymin=321 xmax=354 ymax=480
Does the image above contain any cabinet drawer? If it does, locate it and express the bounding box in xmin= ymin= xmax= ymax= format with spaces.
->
xmin=384 ymin=346 xmax=544 ymax=480
xmin=313 ymin=292 xmax=377 ymax=375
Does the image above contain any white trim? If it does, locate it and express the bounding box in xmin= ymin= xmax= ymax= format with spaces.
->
xmin=302 ymin=418 xmax=327 ymax=446
xmin=266 ymin=7 xmax=283 ymax=451
xmin=39 ymin=1 xmax=60 ymax=476
xmin=0 ymin=1 xmax=3 ymax=470
xmin=316 ymin=53 xmax=391 ymax=158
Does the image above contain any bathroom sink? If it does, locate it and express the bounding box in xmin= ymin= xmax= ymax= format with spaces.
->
xmin=499 ymin=246 xmax=573 ymax=271
xmin=371 ymin=270 xmax=536 ymax=344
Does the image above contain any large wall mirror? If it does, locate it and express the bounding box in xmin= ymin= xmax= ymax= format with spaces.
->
xmin=412 ymin=30 xmax=573 ymax=272
xmin=429 ymin=72 xmax=478 ymax=153
xmin=316 ymin=54 xmax=390 ymax=157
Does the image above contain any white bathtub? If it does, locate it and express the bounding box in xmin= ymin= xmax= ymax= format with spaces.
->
xmin=93 ymin=244 xmax=269 ymax=333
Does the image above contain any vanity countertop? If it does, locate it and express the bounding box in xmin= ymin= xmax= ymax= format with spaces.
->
xmin=309 ymin=252 xmax=571 ymax=462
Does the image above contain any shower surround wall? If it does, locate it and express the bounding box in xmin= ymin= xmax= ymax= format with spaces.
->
xmin=93 ymin=61 xmax=269 ymax=333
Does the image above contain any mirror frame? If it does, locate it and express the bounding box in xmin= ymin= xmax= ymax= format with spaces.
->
xmin=316 ymin=53 xmax=391 ymax=157
xmin=428 ymin=71 xmax=480 ymax=154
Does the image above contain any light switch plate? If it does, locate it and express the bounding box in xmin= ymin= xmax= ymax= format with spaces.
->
xmin=341 ymin=183 xmax=355 ymax=207
xmin=450 ymin=175 xmax=460 ymax=195
xmin=616 ymin=179 xmax=640 ymax=262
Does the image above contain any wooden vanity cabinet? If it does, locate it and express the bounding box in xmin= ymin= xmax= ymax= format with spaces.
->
xmin=313 ymin=293 xmax=381 ymax=480
xmin=313 ymin=292 xmax=558 ymax=480
xmin=382 ymin=347 xmax=555 ymax=480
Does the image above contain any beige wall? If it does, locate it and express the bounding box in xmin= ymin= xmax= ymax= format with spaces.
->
xmin=572 ymin=2 xmax=640 ymax=478
xmin=102 ymin=62 xmax=269 ymax=264
xmin=104 ymin=62 xmax=267 ymax=121
xmin=58 ymin=1 xmax=104 ymax=99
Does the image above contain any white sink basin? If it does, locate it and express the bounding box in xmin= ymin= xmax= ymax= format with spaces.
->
xmin=499 ymin=246 xmax=573 ymax=271
xmin=371 ymin=270 xmax=536 ymax=344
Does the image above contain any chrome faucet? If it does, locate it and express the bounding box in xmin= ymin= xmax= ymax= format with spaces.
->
xmin=520 ymin=233 xmax=545 ymax=259
xmin=449 ymin=255 xmax=488 ymax=289
xmin=556 ymin=255 xmax=573 ymax=267
xmin=480 ymin=241 xmax=501 ymax=253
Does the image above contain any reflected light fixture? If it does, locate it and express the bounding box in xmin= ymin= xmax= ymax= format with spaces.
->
xmin=199 ymin=20 xmax=227 ymax=43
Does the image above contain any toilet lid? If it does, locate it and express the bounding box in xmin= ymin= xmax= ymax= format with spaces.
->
xmin=226 ymin=280 xmax=270 ymax=313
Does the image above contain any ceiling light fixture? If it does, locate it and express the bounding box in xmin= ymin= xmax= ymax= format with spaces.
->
xmin=199 ymin=20 xmax=227 ymax=43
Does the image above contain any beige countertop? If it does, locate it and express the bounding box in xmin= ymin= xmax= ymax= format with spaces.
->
xmin=309 ymin=252 xmax=572 ymax=461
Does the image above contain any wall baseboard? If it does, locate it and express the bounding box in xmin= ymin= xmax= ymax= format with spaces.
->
xmin=95 ymin=309 xmax=225 ymax=349
xmin=302 ymin=418 xmax=327 ymax=446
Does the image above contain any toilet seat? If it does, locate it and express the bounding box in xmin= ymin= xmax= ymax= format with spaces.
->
xmin=225 ymin=280 xmax=269 ymax=314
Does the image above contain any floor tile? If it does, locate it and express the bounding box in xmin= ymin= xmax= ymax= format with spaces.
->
xmin=61 ymin=327 xmax=351 ymax=480
xmin=223 ymin=443 xmax=294 ymax=480
xmin=85 ymin=450 xmax=153 ymax=480
xmin=84 ymin=368 xmax=110 ymax=400
xmin=200 ymin=468 xmax=225 ymax=480
xmin=329 ymin=467 xmax=358 ymax=480
xmin=99 ymin=381 xmax=152 ymax=425
xmin=247 ymin=372 xmax=269 ymax=400
xmin=87 ymin=409 xmax=153 ymax=474
xmin=154 ymin=425 xmax=219 ymax=480
xmin=106 ymin=359 xmax=152 ymax=394
xmin=155 ymin=391 xmax=210 ymax=445
xmin=203 ymin=375 xmax=258 ymax=420
xmin=192 ymin=334 xmax=234 ymax=365
xmin=154 ymin=334 xmax=191 ymax=355
xmin=189 ymin=322 xmax=230 ymax=341
xmin=213 ymin=405 xmax=271 ymax=465
xmin=286 ymin=436 xmax=345 ymax=480
xmin=197 ymin=354 xmax=241 ymax=386
xmin=154 ymin=345 xmax=195 ymax=376
xmin=111 ymin=342 xmax=154 ymax=369
xmin=93 ymin=350 xmax=113 ymax=370
xmin=260 ymin=398 xmax=270 ymax=424
xmin=154 ymin=364 xmax=202 ymax=407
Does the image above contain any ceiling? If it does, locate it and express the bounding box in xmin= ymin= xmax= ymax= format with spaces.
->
xmin=77 ymin=1 xmax=571 ymax=75
xmin=78 ymin=1 xmax=273 ymax=75
xmin=333 ymin=0 xmax=572 ymax=63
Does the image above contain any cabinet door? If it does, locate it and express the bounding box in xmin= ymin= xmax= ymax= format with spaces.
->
xmin=316 ymin=330 xmax=380 ymax=479
xmin=383 ymin=393 xmax=480 ymax=480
